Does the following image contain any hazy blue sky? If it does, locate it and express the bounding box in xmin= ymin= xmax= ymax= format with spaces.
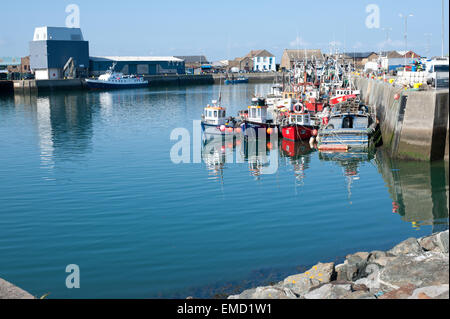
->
xmin=1 ymin=0 xmax=448 ymax=61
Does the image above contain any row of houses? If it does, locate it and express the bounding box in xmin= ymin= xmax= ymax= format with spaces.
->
xmin=0 ymin=56 xmax=31 ymax=80
xmin=225 ymin=50 xmax=277 ymax=72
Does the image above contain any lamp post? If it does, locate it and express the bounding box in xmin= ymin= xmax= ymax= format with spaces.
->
xmin=399 ymin=13 xmax=414 ymax=71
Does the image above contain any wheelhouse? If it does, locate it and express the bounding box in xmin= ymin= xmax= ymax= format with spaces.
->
xmin=203 ymin=102 xmax=226 ymax=126
xmin=289 ymin=113 xmax=311 ymax=125
xmin=248 ymin=98 xmax=268 ymax=123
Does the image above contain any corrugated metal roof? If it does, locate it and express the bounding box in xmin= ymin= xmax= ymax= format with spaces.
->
xmin=33 ymin=26 xmax=85 ymax=41
xmin=284 ymin=49 xmax=324 ymax=60
xmin=175 ymin=56 xmax=208 ymax=63
xmin=343 ymin=52 xmax=377 ymax=59
xmin=90 ymin=56 xmax=184 ymax=62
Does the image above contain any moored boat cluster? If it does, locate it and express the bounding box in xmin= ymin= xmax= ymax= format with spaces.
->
xmin=201 ymin=57 xmax=381 ymax=154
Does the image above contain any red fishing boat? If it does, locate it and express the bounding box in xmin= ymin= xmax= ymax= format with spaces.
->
xmin=281 ymin=104 xmax=318 ymax=141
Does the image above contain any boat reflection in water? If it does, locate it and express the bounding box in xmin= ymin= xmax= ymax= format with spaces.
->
xmin=240 ymin=136 xmax=279 ymax=180
xmin=201 ymin=134 xmax=239 ymax=182
xmin=201 ymin=132 xmax=280 ymax=181
xmin=319 ymin=150 xmax=375 ymax=203
xmin=280 ymin=139 xmax=315 ymax=187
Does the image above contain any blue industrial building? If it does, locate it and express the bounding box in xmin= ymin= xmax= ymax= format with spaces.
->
xmin=29 ymin=26 xmax=185 ymax=79
xmin=30 ymin=27 xmax=89 ymax=80
xmin=89 ymin=56 xmax=185 ymax=76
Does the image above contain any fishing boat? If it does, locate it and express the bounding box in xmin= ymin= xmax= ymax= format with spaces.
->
xmin=317 ymin=98 xmax=377 ymax=152
xmin=85 ymin=63 xmax=148 ymax=89
xmin=281 ymin=103 xmax=318 ymax=141
xmin=225 ymin=76 xmax=249 ymax=85
xmin=201 ymin=100 xmax=240 ymax=137
xmin=239 ymin=97 xmax=278 ymax=138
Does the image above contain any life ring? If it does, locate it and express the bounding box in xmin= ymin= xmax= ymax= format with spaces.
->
xmin=293 ymin=103 xmax=305 ymax=113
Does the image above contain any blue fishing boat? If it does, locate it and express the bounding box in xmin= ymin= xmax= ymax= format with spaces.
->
xmin=317 ymin=99 xmax=377 ymax=152
xmin=201 ymin=100 xmax=240 ymax=139
xmin=225 ymin=76 xmax=249 ymax=85
xmin=239 ymin=98 xmax=278 ymax=138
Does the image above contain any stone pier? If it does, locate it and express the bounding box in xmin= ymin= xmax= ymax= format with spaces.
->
xmin=354 ymin=77 xmax=449 ymax=162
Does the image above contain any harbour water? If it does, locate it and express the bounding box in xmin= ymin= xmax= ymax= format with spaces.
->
xmin=0 ymin=84 xmax=448 ymax=298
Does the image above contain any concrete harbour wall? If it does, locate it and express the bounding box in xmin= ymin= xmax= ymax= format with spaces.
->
xmin=12 ymin=73 xmax=283 ymax=93
xmin=354 ymin=77 xmax=449 ymax=161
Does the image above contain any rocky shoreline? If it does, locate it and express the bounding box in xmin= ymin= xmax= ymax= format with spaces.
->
xmin=228 ymin=231 xmax=449 ymax=299
xmin=0 ymin=278 xmax=35 ymax=299
xmin=1 ymin=231 xmax=448 ymax=299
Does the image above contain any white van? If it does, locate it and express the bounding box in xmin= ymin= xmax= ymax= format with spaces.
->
xmin=425 ymin=58 xmax=449 ymax=88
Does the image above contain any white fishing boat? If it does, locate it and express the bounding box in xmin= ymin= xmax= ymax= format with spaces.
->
xmin=85 ymin=63 xmax=148 ymax=89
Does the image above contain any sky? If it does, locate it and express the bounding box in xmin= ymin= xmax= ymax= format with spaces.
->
xmin=0 ymin=0 xmax=448 ymax=61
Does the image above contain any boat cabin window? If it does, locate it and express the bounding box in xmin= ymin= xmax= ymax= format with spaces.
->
xmin=342 ymin=116 xmax=354 ymax=129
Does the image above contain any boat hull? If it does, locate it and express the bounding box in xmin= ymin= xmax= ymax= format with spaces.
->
xmin=281 ymin=125 xmax=316 ymax=141
xmin=225 ymin=79 xmax=249 ymax=85
xmin=240 ymin=121 xmax=278 ymax=138
xmin=85 ymin=80 xmax=149 ymax=90
xmin=201 ymin=122 xmax=240 ymax=137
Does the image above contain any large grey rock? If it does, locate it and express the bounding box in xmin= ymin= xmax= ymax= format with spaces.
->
xmin=436 ymin=231 xmax=449 ymax=254
xmin=342 ymin=290 xmax=376 ymax=299
xmin=304 ymin=283 xmax=351 ymax=299
xmin=228 ymin=288 xmax=257 ymax=299
xmin=0 ymin=278 xmax=34 ymax=299
xmin=419 ymin=235 xmax=440 ymax=252
xmin=228 ymin=286 xmax=297 ymax=299
xmin=408 ymin=284 xmax=449 ymax=299
xmin=282 ymin=262 xmax=335 ymax=296
xmin=368 ymin=251 xmax=387 ymax=262
xmin=378 ymin=284 xmax=417 ymax=299
xmin=336 ymin=252 xmax=370 ymax=281
xmin=369 ymin=257 xmax=397 ymax=267
xmin=388 ymin=238 xmax=423 ymax=256
xmin=379 ymin=254 xmax=449 ymax=290
xmin=419 ymin=231 xmax=448 ymax=253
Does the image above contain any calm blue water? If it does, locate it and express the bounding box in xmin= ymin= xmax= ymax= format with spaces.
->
xmin=0 ymin=84 xmax=448 ymax=298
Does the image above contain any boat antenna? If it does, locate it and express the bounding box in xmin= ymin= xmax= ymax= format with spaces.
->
xmin=218 ymin=76 xmax=222 ymax=105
